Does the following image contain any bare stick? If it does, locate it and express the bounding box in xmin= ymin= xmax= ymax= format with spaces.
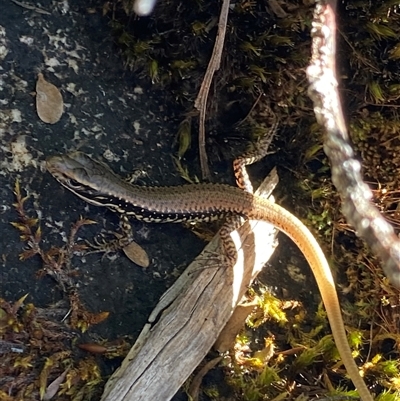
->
xmin=10 ymin=0 xmax=51 ymax=15
xmin=306 ymin=0 xmax=400 ymax=289
xmin=194 ymin=0 xmax=230 ymax=180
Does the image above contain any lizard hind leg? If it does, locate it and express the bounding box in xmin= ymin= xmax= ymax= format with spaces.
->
xmin=219 ymin=215 xmax=244 ymax=266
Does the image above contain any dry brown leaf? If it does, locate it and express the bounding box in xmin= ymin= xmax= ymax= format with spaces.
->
xmin=187 ymin=356 xmax=223 ymax=401
xmin=42 ymin=368 xmax=69 ymax=401
xmin=78 ymin=343 xmax=108 ymax=354
xmin=213 ymin=301 xmax=257 ymax=353
xmin=123 ymin=241 xmax=150 ymax=268
xmin=36 ymin=73 xmax=64 ymax=124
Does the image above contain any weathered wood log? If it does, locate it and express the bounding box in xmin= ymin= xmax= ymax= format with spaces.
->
xmin=101 ymin=169 xmax=279 ymax=401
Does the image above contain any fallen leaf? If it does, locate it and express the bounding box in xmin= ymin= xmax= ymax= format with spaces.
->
xmin=187 ymin=357 xmax=222 ymax=401
xmin=123 ymin=241 xmax=150 ymax=268
xmin=78 ymin=343 xmax=108 ymax=354
xmin=43 ymin=368 xmax=69 ymax=400
xmin=214 ymin=301 xmax=257 ymax=353
xmin=36 ymin=73 xmax=63 ymax=124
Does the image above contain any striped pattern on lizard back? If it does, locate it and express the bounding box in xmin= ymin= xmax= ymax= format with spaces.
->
xmin=46 ymin=151 xmax=257 ymax=223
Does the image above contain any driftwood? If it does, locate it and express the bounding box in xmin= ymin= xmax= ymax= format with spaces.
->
xmin=101 ymin=169 xmax=279 ymax=401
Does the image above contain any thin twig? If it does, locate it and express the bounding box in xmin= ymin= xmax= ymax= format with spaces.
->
xmin=194 ymin=0 xmax=230 ymax=180
xmin=10 ymin=0 xmax=51 ymax=15
xmin=234 ymin=91 xmax=263 ymax=128
xmin=306 ymin=0 xmax=400 ymax=289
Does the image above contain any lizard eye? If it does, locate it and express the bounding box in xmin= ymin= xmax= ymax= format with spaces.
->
xmin=66 ymin=178 xmax=83 ymax=189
